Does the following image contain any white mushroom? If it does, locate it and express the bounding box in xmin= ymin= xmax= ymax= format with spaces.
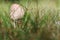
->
xmin=10 ymin=3 xmax=25 ymax=28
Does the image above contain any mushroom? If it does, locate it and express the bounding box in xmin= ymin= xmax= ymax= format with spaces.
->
xmin=10 ymin=3 xmax=25 ymax=28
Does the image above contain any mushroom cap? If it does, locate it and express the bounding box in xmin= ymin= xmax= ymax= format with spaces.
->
xmin=10 ymin=4 xmax=25 ymax=20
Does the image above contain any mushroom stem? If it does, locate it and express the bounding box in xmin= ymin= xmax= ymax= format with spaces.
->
xmin=13 ymin=20 xmax=16 ymax=28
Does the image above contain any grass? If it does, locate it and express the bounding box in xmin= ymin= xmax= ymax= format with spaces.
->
xmin=0 ymin=0 xmax=60 ymax=40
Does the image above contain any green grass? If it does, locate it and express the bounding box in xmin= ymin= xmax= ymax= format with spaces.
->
xmin=0 ymin=0 xmax=60 ymax=40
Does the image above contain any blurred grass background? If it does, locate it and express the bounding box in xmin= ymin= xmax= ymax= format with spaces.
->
xmin=0 ymin=0 xmax=60 ymax=40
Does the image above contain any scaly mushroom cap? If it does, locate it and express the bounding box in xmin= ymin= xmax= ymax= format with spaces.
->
xmin=10 ymin=4 xmax=25 ymax=20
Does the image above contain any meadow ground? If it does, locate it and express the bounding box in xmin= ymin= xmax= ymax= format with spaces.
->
xmin=0 ymin=0 xmax=60 ymax=40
